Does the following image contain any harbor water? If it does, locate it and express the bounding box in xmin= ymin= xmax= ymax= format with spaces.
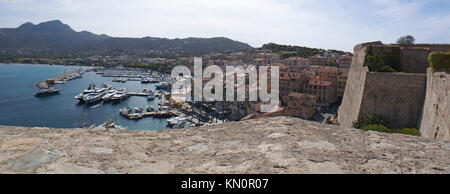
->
xmin=0 ymin=63 xmax=168 ymax=130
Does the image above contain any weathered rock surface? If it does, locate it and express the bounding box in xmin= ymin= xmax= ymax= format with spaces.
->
xmin=1 ymin=117 xmax=449 ymax=174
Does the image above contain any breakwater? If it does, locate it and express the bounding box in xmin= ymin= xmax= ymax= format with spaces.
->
xmin=36 ymin=69 xmax=84 ymax=89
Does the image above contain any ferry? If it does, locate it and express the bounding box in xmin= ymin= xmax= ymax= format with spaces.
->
xmin=34 ymin=87 xmax=60 ymax=97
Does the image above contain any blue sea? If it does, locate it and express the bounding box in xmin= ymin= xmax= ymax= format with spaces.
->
xmin=0 ymin=63 xmax=168 ymax=130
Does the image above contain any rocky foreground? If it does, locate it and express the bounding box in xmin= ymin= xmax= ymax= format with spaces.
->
xmin=0 ymin=117 xmax=449 ymax=174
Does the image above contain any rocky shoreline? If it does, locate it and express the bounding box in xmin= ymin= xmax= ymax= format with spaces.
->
xmin=1 ymin=117 xmax=449 ymax=174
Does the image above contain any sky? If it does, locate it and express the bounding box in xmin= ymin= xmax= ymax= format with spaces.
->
xmin=0 ymin=0 xmax=449 ymax=52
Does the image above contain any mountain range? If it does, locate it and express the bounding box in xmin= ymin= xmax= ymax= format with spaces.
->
xmin=0 ymin=20 xmax=253 ymax=57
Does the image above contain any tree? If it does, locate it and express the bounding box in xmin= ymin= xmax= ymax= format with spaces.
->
xmin=396 ymin=35 xmax=415 ymax=45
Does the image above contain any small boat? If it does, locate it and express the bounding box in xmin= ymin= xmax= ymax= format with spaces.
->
xmin=147 ymin=90 xmax=156 ymax=101
xmin=147 ymin=106 xmax=155 ymax=112
xmin=35 ymin=87 xmax=60 ymax=97
xmin=120 ymin=107 xmax=132 ymax=116
xmin=156 ymin=82 xmax=169 ymax=90
xmin=134 ymin=107 xmax=143 ymax=113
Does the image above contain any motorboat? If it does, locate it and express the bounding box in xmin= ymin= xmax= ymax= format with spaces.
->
xmin=147 ymin=90 xmax=156 ymax=101
xmin=119 ymin=107 xmax=132 ymax=116
xmin=156 ymin=82 xmax=169 ymax=90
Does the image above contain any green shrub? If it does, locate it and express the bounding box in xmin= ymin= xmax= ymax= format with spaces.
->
xmin=364 ymin=55 xmax=399 ymax=72
xmin=429 ymin=52 xmax=450 ymax=71
xmin=393 ymin=128 xmax=421 ymax=136
xmin=353 ymin=114 xmax=389 ymax=129
xmin=360 ymin=125 xmax=421 ymax=136
xmin=361 ymin=124 xmax=390 ymax=132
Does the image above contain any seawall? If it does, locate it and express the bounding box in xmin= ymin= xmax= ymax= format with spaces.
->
xmin=1 ymin=117 xmax=449 ymax=174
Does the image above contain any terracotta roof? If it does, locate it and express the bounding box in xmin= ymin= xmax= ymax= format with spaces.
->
xmin=309 ymin=79 xmax=332 ymax=87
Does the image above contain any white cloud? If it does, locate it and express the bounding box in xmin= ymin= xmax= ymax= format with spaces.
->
xmin=0 ymin=0 xmax=449 ymax=52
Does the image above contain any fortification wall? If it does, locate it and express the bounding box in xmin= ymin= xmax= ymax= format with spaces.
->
xmin=419 ymin=69 xmax=450 ymax=141
xmin=400 ymin=47 xmax=431 ymax=73
xmin=339 ymin=41 xmax=449 ymax=130
xmin=359 ymin=72 xmax=427 ymax=129
xmin=337 ymin=42 xmax=377 ymax=128
xmin=403 ymin=44 xmax=450 ymax=53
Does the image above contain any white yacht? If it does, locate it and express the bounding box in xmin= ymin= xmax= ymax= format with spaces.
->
xmin=111 ymin=88 xmax=129 ymax=101
xmin=83 ymin=89 xmax=107 ymax=104
xmin=76 ymin=82 xmax=112 ymax=102
xmin=102 ymin=89 xmax=117 ymax=101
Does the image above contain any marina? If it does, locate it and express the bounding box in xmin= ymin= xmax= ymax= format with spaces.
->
xmin=0 ymin=64 xmax=225 ymax=131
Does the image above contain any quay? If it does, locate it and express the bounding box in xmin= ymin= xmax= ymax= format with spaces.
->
xmin=36 ymin=69 xmax=84 ymax=89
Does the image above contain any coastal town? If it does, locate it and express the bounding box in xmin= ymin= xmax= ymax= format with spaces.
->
xmin=1 ymin=0 xmax=450 ymax=180
xmin=25 ymin=46 xmax=353 ymax=129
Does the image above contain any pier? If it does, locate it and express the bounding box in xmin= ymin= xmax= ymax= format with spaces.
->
xmin=36 ymin=69 xmax=84 ymax=89
xmin=121 ymin=111 xmax=174 ymax=120
xmin=128 ymin=92 xmax=151 ymax=97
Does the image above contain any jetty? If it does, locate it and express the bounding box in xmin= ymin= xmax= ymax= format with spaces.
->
xmin=36 ymin=69 xmax=84 ymax=89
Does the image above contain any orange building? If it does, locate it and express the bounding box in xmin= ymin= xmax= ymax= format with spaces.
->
xmin=307 ymin=54 xmax=328 ymax=66
xmin=282 ymin=93 xmax=316 ymax=120
xmin=339 ymin=54 xmax=353 ymax=68
xmin=285 ymin=57 xmax=308 ymax=67
xmin=304 ymin=79 xmax=337 ymax=106
xmin=306 ymin=66 xmax=339 ymax=82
